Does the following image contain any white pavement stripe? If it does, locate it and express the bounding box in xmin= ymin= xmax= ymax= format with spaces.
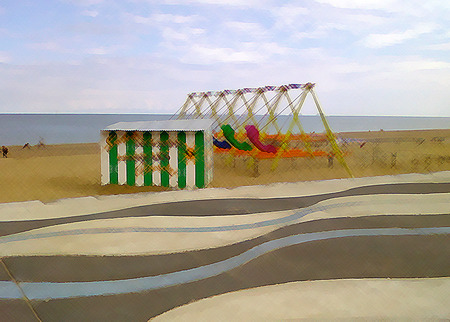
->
xmin=154 ymin=278 xmax=450 ymax=320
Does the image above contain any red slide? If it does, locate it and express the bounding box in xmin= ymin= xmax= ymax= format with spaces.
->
xmin=245 ymin=125 xmax=278 ymax=153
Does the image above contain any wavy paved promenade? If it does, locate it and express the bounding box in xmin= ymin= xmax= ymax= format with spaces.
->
xmin=0 ymin=172 xmax=449 ymax=321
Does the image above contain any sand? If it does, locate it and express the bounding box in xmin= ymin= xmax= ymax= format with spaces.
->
xmin=0 ymin=129 xmax=449 ymax=203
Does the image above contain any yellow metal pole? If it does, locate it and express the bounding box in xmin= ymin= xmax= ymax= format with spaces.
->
xmin=283 ymin=90 xmax=313 ymax=153
xmin=177 ymin=95 xmax=194 ymax=119
xmin=310 ymin=86 xmax=353 ymax=178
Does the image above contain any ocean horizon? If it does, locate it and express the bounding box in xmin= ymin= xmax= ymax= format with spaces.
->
xmin=0 ymin=114 xmax=449 ymax=146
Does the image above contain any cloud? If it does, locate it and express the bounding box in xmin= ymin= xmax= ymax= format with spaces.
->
xmin=272 ymin=4 xmax=309 ymax=30
xmin=181 ymin=45 xmax=265 ymax=64
xmin=129 ymin=12 xmax=205 ymax=45
xmin=425 ymin=42 xmax=450 ymax=51
xmin=161 ymin=27 xmax=205 ymax=42
xmin=178 ymin=40 xmax=291 ymax=65
xmin=314 ymin=0 xmax=450 ymax=17
xmin=361 ymin=24 xmax=436 ymax=48
xmin=28 ymin=42 xmax=67 ymax=52
xmin=315 ymin=0 xmax=398 ymax=10
xmin=0 ymin=52 xmax=10 ymax=63
xmin=81 ymin=10 xmax=99 ymax=17
xmin=224 ymin=21 xmax=268 ymax=39
xmin=132 ymin=13 xmax=200 ymax=25
xmin=394 ymin=59 xmax=450 ymax=72
xmin=161 ymin=0 xmax=264 ymax=7
xmin=85 ymin=47 xmax=109 ymax=55
xmin=59 ymin=0 xmax=104 ymax=6
xmin=272 ymin=4 xmax=390 ymax=43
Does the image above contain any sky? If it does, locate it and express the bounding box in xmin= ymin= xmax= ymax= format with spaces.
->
xmin=0 ymin=0 xmax=449 ymax=116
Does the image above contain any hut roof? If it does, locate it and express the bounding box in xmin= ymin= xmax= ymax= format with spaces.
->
xmin=103 ymin=119 xmax=213 ymax=132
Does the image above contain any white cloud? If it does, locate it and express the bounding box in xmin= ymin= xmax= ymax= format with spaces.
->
xmin=394 ymin=60 xmax=450 ymax=72
xmin=161 ymin=27 xmax=205 ymax=42
xmin=337 ymin=13 xmax=389 ymax=30
xmin=133 ymin=13 xmax=200 ymax=25
xmin=179 ymin=40 xmax=292 ymax=65
xmin=29 ymin=42 xmax=66 ymax=52
xmin=272 ymin=5 xmax=309 ymax=29
xmin=315 ymin=0 xmax=450 ymax=17
xmin=224 ymin=21 xmax=268 ymax=39
xmin=315 ymin=0 xmax=398 ymax=10
xmin=273 ymin=4 xmax=390 ymax=43
xmin=59 ymin=0 xmax=104 ymax=6
xmin=85 ymin=47 xmax=108 ymax=55
xmin=81 ymin=10 xmax=98 ymax=17
xmin=161 ymin=0 xmax=264 ymax=7
xmin=425 ymin=42 xmax=450 ymax=51
xmin=0 ymin=52 xmax=10 ymax=63
xmin=181 ymin=45 xmax=266 ymax=64
xmin=361 ymin=24 xmax=436 ymax=48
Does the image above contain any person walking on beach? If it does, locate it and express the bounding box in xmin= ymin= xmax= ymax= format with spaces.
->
xmin=37 ymin=138 xmax=45 ymax=148
xmin=2 ymin=146 xmax=8 ymax=158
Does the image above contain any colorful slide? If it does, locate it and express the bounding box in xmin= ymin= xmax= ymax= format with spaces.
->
xmin=220 ymin=124 xmax=253 ymax=151
xmin=245 ymin=125 xmax=278 ymax=153
xmin=213 ymin=137 xmax=232 ymax=149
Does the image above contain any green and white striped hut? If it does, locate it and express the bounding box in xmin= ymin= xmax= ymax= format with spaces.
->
xmin=100 ymin=119 xmax=213 ymax=189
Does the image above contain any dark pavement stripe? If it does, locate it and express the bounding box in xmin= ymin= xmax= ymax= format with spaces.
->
xmin=5 ymin=214 xmax=450 ymax=283
xmin=0 ymin=259 xmax=11 ymax=281
xmin=0 ymin=299 xmax=39 ymax=322
xmin=31 ymin=234 xmax=450 ymax=321
xmin=1 ymin=182 xmax=449 ymax=237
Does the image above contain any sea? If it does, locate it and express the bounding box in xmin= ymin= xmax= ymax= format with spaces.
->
xmin=0 ymin=114 xmax=448 ymax=146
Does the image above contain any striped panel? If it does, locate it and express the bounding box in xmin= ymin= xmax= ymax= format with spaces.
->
xmin=126 ymin=131 xmax=135 ymax=186
xmin=186 ymin=132 xmax=196 ymax=189
xmin=143 ymin=132 xmax=152 ymax=186
xmin=195 ymin=131 xmax=205 ymax=188
xmin=152 ymin=132 xmax=161 ymax=186
xmin=169 ymin=132 xmax=178 ymax=188
xmin=135 ymin=132 xmax=144 ymax=187
xmin=107 ymin=131 xmax=118 ymax=185
xmin=117 ymin=132 xmax=127 ymax=185
xmin=100 ymin=132 xmax=110 ymax=185
xmin=160 ymin=131 xmax=170 ymax=187
xmin=177 ymin=131 xmax=187 ymax=189
xmin=204 ymin=128 xmax=213 ymax=186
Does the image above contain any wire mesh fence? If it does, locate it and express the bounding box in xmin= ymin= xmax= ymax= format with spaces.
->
xmin=210 ymin=129 xmax=450 ymax=188
xmin=0 ymin=127 xmax=449 ymax=204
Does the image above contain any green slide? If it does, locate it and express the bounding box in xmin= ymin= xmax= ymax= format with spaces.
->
xmin=220 ymin=124 xmax=253 ymax=151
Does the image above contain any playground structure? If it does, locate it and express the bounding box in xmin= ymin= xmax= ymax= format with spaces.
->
xmin=174 ymin=83 xmax=353 ymax=177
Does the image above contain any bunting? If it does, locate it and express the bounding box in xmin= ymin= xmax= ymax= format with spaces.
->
xmin=188 ymin=83 xmax=310 ymax=98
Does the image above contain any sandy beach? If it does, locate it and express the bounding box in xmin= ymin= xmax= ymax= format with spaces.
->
xmin=0 ymin=128 xmax=449 ymax=203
